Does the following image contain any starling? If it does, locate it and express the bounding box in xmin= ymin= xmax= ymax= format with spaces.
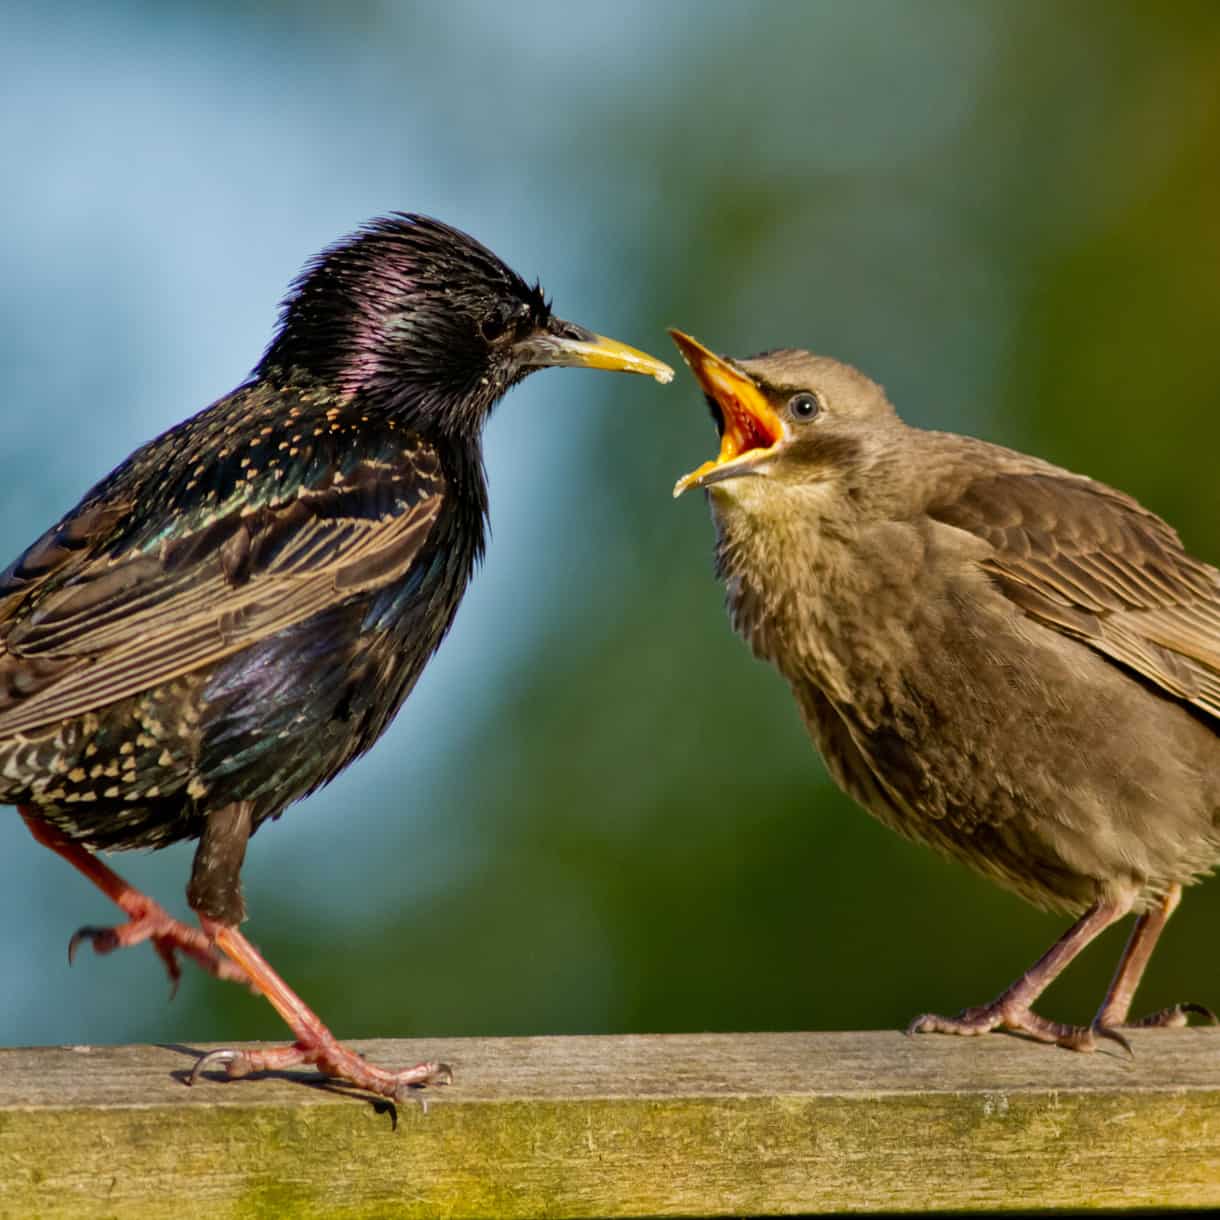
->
xmin=669 ymin=329 xmax=1219 ymax=1051
xmin=1 ymin=214 xmax=672 ymax=1101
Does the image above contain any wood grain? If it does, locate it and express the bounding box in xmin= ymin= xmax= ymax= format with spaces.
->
xmin=2 ymin=1030 xmax=1218 ymax=1217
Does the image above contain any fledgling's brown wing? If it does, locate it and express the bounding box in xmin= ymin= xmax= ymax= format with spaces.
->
xmin=929 ymin=471 xmax=1220 ymax=722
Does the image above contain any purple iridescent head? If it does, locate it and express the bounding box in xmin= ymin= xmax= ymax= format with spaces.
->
xmin=257 ymin=214 xmax=671 ymax=435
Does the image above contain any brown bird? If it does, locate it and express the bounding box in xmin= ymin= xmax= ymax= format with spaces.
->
xmin=669 ymin=329 xmax=1220 ymax=1051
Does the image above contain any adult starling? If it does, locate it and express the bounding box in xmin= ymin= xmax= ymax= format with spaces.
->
xmin=669 ymin=329 xmax=1219 ymax=1051
xmin=2 ymin=214 xmax=672 ymax=1101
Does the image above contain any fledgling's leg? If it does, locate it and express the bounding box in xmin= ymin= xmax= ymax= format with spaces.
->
xmin=909 ymin=897 xmax=1134 ymax=1052
xmin=1093 ymin=886 xmax=1216 ymax=1032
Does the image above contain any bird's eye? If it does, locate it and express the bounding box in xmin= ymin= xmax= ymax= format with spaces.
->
xmin=479 ymin=302 xmax=518 ymax=343
xmin=787 ymin=392 xmax=822 ymax=422
xmin=480 ymin=302 xmax=534 ymax=344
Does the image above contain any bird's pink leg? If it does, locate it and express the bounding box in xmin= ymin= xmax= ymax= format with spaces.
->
xmin=21 ymin=808 xmax=247 ymax=991
xmin=1094 ymin=885 xmax=1216 ymax=1031
xmin=189 ymin=919 xmax=452 ymax=1102
xmin=909 ymin=897 xmax=1134 ymax=1051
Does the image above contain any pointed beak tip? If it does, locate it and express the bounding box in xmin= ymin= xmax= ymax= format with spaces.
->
xmin=666 ymin=328 xmax=696 ymax=363
xmin=518 ymin=326 xmax=673 ymax=383
xmin=667 ymin=328 xmax=783 ymax=497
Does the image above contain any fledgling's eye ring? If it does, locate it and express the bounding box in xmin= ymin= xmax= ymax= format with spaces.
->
xmin=787 ymin=392 xmax=823 ymax=422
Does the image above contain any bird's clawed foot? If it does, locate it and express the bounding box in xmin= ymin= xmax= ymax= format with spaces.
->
xmin=907 ymin=1003 xmax=1133 ymax=1054
xmin=905 ymin=893 xmax=1215 ymax=1056
xmin=188 ymin=1039 xmax=453 ymax=1104
xmin=909 ymin=998 xmax=1217 ymax=1053
xmin=1124 ymin=1001 xmax=1218 ymax=1030
xmin=186 ymin=922 xmax=454 ymax=1103
xmin=67 ymin=901 xmax=248 ymax=994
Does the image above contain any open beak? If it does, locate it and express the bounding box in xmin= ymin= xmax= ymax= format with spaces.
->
xmin=516 ymin=321 xmax=673 ymax=384
xmin=669 ymin=329 xmax=784 ymax=497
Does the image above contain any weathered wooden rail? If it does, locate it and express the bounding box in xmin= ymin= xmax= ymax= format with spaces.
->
xmin=1 ymin=1029 xmax=1218 ymax=1217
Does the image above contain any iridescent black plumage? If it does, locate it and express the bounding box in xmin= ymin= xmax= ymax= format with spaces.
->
xmin=3 ymin=214 xmax=671 ymax=1099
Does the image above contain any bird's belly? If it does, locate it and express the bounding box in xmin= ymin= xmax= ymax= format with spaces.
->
xmin=5 ymin=583 xmax=458 ymax=851
xmin=197 ymin=593 xmax=450 ymax=821
xmin=789 ymin=606 xmax=1220 ymax=913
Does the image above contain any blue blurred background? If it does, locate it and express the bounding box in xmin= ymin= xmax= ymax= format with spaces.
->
xmin=3 ymin=1 xmax=1220 ymax=1050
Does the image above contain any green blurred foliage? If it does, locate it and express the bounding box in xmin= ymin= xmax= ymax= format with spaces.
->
xmin=9 ymin=1 xmax=1220 ymax=1050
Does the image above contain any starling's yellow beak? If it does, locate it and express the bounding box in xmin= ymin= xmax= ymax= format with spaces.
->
xmin=517 ymin=322 xmax=673 ymax=383
xmin=669 ymin=329 xmax=785 ymax=497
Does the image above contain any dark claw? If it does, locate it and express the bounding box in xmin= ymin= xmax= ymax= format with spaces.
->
xmin=1182 ymin=1002 xmax=1220 ymax=1025
xmin=151 ymin=939 xmax=184 ymax=999
xmin=1093 ymin=1024 xmax=1134 ymax=1058
xmin=68 ymin=925 xmax=118 ymax=964
xmin=188 ymin=1048 xmax=248 ymax=1086
xmin=1131 ymin=1001 xmax=1219 ymax=1029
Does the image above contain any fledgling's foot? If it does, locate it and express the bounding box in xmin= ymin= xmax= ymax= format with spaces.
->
xmin=68 ymin=900 xmax=249 ymax=994
xmin=1122 ymin=1001 xmax=1218 ymax=1029
xmin=907 ymin=1003 xmax=1132 ymax=1054
xmin=910 ymin=995 xmax=1218 ymax=1055
xmin=189 ymin=1039 xmax=453 ymax=1103
xmin=1049 ymin=1004 xmax=1215 ymax=1051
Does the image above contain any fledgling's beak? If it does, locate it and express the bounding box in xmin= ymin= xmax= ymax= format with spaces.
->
xmin=516 ymin=321 xmax=673 ymax=384
xmin=669 ymin=329 xmax=784 ymax=497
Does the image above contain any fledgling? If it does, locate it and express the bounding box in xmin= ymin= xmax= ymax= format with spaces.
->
xmin=670 ymin=328 xmax=1219 ymax=1050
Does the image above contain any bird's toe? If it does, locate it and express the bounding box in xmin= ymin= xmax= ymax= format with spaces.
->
xmin=906 ymin=1009 xmax=1000 ymax=1037
xmin=188 ymin=1047 xmax=253 ymax=1085
xmin=390 ymin=1062 xmax=453 ymax=1104
xmin=67 ymin=924 xmax=120 ymax=963
xmin=1056 ymin=1022 xmax=1133 ymax=1056
xmin=1127 ymin=1001 xmax=1218 ymax=1029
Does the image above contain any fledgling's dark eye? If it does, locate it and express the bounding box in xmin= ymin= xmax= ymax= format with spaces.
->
xmin=787 ymin=392 xmax=823 ymax=422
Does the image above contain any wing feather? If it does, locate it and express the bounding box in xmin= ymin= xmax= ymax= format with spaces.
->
xmin=0 ymin=448 xmax=443 ymax=736
xmin=930 ymin=471 xmax=1220 ymax=723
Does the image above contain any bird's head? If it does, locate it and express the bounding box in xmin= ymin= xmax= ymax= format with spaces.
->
xmin=258 ymin=214 xmax=671 ymax=434
xmin=669 ymin=330 xmax=902 ymax=515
